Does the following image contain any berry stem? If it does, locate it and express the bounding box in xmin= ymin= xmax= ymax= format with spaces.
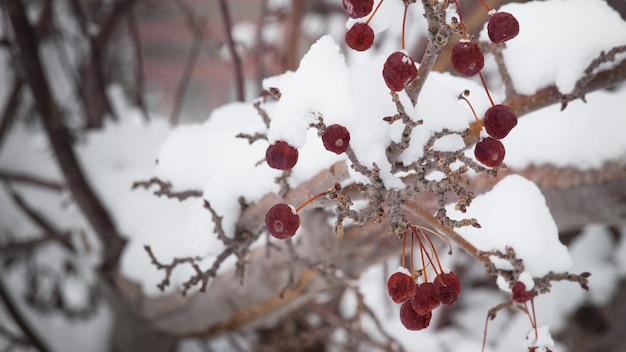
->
xmin=412 ymin=227 xmax=441 ymax=277
xmin=481 ymin=315 xmax=490 ymax=352
xmin=295 ymin=191 xmax=328 ymax=212
xmin=477 ymin=0 xmax=491 ymax=12
xmin=410 ymin=228 xmax=415 ymax=274
xmin=365 ymin=0 xmax=385 ymax=26
xmin=401 ymin=3 xmax=408 ymax=50
xmin=418 ymin=234 xmax=428 ymax=282
xmin=459 ymin=90 xmax=484 ymax=130
xmin=418 ymin=227 xmax=445 ymax=274
xmin=530 ymin=298 xmax=539 ymax=340
xmin=478 ymin=72 xmax=495 ymax=107
xmin=452 ymin=0 xmax=467 ymax=39
xmin=401 ymin=228 xmax=407 ymax=269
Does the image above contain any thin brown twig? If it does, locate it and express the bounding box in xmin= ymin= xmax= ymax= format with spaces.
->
xmin=0 ymin=231 xmax=72 ymax=255
xmin=127 ymin=8 xmax=150 ymax=122
xmin=218 ymin=0 xmax=245 ymax=102
xmin=170 ymin=0 xmax=207 ymax=125
xmin=132 ymin=177 xmax=202 ymax=201
xmin=0 ymin=169 xmax=64 ymax=192
xmin=0 ymin=79 xmax=23 ymax=153
xmin=4 ymin=0 xmax=126 ymax=268
xmin=0 ymin=274 xmax=51 ymax=352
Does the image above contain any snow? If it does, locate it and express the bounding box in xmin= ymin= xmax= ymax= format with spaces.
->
xmin=483 ymin=0 xmax=626 ymax=95
xmin=525 ymin=326 xmax=555 ymax=351
xmin=447 ymin=174 xmax=572 ymax=278
xmin=2 ymin=0 xmax=626 ymax=350
xmin=503 ymin=85 xmax=626 ymax=170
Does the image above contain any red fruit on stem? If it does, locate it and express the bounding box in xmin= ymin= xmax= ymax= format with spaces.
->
xmin=322 ymin=124 xmax=351 ymax=154
xmin=434 ymin=272 xmax=461 ymax=306
xmin=265 ymin=203 xmax=300 ymax=239
xmin=450 ymin=41 xmax=484 ymax=77
xmin=483 ymin=104 xmax=518 ymax=139
xmin=488 ymin=12 xmax=520 ymax=44
xmin=342 ymin=0 xmax=374 ymax=19
xmin=512 ymin=282 xmax=533 ymax=303
xmin=400 ymin=301 xmax=432 ymax=331
xmin=345 ymin=22 xmax=375 ymax=51
xmin=410 ymin=282 xmax=441 ymax=315
xmin=382 ymin=51 xmax=418 ymax=92
xmin=387 ymin=272 xmax=417 ymax=303
xmin=266 ymin=140 xmax=298 ymax=170
xmin=474 ymin=137 xmax=506 ymax=168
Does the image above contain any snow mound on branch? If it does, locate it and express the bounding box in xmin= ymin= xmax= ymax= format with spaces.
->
xmin=447 ymin=175 xmax=572 ymax=278
xmin=483 ymin=0 xmax=626 ymax=95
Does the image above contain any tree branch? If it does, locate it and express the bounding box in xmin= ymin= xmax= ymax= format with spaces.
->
xmin=0 ymin=275 xmax=51 ymax=352
xmin=464 ymin=56 xmax=626 ymax=145
xmin=3 ymin=0 xmax=126 ymax=269
xmin=218 ymin=0 xmax=245 ymax=102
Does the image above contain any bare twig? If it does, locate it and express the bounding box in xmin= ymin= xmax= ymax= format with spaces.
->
xmin=132 ymin=177 xmax=202 ymax=201
xmin=0 ymin=79 xmax=23 ymax=153
xmin=170 ymin=0 xmax=207 ymax=125
xmin=405 ymin=0 xmax=453 ymax=105
xmin=0 ymin=231 xmax=72 ymax=255
xmin=4 ymin=0 xmax=126 ymax=268
xmin=0 ymin=169 xmax=64 ymax=192
xmin=127 ymin=8 xmax=150 ymax=122
xmin=218 ymin=0 xmax=245 ymax=102
xmin=0 ymin=275 xmax=51 ymax=352
xmin=144 ymin=245 xmax=204 ymax=292
xmin=4 ymin=185 xmax=75 ymax=252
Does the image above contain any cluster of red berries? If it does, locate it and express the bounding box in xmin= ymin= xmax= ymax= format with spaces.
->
xmin=264 ymin=124 xmax=350 ymax=239
xmin=474 ymin=104 xmax=518 ymax=168
xmin=343 ymin=0 xmax=419 ymax=92
xmin=387 ymin=225 xmax=461 ymax=331
xmin=447 ymin=1 xmax=520 ymax=168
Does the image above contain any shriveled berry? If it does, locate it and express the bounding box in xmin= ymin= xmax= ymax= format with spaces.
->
xmin=512 ymin=282 xmax=533 ymax=303
xmin=387 ymin=272 xmax=417 ymax=303
xmin=342 ymin=0 xmax=374 ymax=19
xmin=488 ymin=12 xmax=520 ymax=44
xmin=345 ymin=22 xmax=374 ymax=51
xmin=400 ymin=301 xmax=432 ymax=331
xmin=382 ymin=51 xmax=418 ymax=92
xmin=450 ymin=41 xmax=484 ymax=77
xmin=266 ymin=140 xmax=298 ymax=170
xmin=483 ymin=104 xmax=518 ymax=139
xmin=322 ymin=124 xmax=351 ymax=154
xmin=434 ymin=272 xmax=461 ymax=306
xmin=265 ymin=203 xmax=300 ymax=239
xmin=410 ymin=282 xmax=441 ymax=316
xmin=474 ymin=137 xmax=505 ymax=168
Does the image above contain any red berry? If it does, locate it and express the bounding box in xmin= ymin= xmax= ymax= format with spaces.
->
xmin=265 ymin=203 xmax=300 ymax=239
xmin=266 ymin=140 xmax=298 ymax=170
xmin=434 ymin=272 xmax=461 ymax=306
xmin=512 ymin=282 xmax=533 ymax=303
xmin=410 ymin=282 xmax=441 ymax=315
xmin=322 ymin=124 xmax=351 ymax=154
xmin=387 ymin=272 xmax=417 ymax=303
xmin=345 ymin=22 xmax=374 ymax=51
xmin=488 ymin=12 xmax=520 ymax=44
xmin=400 ymin=301 xmax=432 ymax=331
xmin=342 ymin=0 xmax=374 ymax=19
xmin=483 ymin=104 xmax=518 ymax=139
xmin=474 ymin=137 xmax=505 ymax=168
xmin=450 ymin=41 xmax=484 ymax=76
xmin=382 ymin=51 xmax=418 ymax=92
